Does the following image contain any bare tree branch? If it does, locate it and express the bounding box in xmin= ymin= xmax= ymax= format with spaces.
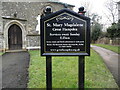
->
xmin=103 ymin=12 xmax=113 ymax=23
xmin=104 ymin=0 xmax=118 ymax=24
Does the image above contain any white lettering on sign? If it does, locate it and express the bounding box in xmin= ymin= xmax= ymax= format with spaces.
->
xmin=52 ymin=28 xmax=61 ymax=31
xmin=64 ymin=23 xmax=83 ymax=27
xmin=62 ymin=28 xmax=77 ymax=31
xmin=53 ymin=23 xmax=63 ymax=27
xmin=47 ymin=23 xmax=51 ymax=27
xmin=56 ymin=16 xmax=74 ymax=22
xmin=70 ymin=33 xmax=80 ymax=36
xmin=43 ymin=12 xmax=88 ymax=54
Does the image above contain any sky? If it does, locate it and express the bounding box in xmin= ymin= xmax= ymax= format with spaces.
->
xmin=36 ymin=0 xmax=119 ymax=32
xmin=60 ymin=0 xmax=107 ymax=15
xmin=59 ymin=0 xmax=119 ymax=30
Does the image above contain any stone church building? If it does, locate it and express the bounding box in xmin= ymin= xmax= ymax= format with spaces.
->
xmin=0 ymin=0 xmax=74 ymax=51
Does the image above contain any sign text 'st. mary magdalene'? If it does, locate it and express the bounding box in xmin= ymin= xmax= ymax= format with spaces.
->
xmin=41 ymin=9 xmax=90 ymax=56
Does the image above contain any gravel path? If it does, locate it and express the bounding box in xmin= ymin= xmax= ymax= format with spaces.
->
xmin=2 ymin=51 xmax=30 ymax=88
xmin=91 ymin=45 xmax=120 ymax=87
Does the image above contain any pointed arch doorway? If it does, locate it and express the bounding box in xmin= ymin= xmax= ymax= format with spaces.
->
xmin=8 ymin=24 xmax=22 ymax=50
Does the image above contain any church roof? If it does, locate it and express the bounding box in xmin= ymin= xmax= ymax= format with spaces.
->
xmin=50 ymin=1 xmax=75 ymax=7
xmin=1 ymin=0 xmax=75 ymax=7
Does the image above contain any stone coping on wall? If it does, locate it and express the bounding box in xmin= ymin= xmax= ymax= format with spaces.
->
xmin=2 ymin=16 xmax=27 ymax=21
xmin=26 ymin=46 xmax=41 ymax=50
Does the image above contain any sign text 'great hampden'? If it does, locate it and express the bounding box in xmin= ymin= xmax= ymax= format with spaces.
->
xmin=41 ymin=9 xmax=90 ymax=56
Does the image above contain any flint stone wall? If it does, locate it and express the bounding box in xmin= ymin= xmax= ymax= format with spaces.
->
xmin=0 ymin=1 xmax=74 ymax=50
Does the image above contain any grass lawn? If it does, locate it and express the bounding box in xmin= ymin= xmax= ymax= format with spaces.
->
xmin=28 ymin=49 xmax=118 ymax=88
xmin=0 ymin=52 xmax=3 ymax=55
xmin=93 ymin=44 xmax=120 ymax=54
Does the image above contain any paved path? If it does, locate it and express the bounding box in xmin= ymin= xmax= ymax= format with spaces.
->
xmin=2 ymin=51 xmax=30 ymax=88
xmin=91 ymin=45 xmax=120 ymax=87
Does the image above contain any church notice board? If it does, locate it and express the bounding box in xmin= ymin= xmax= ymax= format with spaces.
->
xmin=41 ymin=9 xmax=90 ymax=56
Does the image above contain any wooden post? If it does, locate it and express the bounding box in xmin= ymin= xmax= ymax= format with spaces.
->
xmin=46 ymin=56 xmax=52 ymax=90
xmin=78 ymin=56 xmax=85 ymax=89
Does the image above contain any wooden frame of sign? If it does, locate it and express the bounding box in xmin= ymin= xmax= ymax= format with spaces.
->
xmin=41 ymin=9 xmax=90 ymax=56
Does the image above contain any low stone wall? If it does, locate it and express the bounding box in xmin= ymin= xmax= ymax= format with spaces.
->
xmin=96 ymin=37 xmax=120 ymax=45
xmin=27 ymin=34 xmax=40 ymax=48
xmin=112 ymin=38 xmax=120 ymax=45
